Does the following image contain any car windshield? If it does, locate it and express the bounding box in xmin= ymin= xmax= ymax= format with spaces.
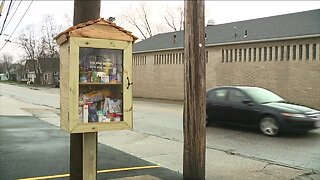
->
xmin=242 ymin=87 xmax=284 ymax=104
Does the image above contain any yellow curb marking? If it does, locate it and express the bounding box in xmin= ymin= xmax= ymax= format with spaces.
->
xmin=18 ymin=165 xmax=161 ymax=180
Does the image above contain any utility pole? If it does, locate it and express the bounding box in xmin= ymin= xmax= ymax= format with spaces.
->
xmin=71 ymin=0 xmax=101 ymax=179
xmin=183 ymin=0 xmax=206 ymax=179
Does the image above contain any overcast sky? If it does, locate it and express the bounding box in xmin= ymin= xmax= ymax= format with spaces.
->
xmin=0 ymin=1 xmax=319 ymax=62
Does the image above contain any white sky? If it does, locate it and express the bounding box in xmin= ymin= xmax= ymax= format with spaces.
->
xmin=0 ymin=1 xmax=319 ymax=62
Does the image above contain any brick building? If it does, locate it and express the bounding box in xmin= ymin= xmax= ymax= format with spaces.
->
xmin=132 ymin=9 xmax=320 ymax=109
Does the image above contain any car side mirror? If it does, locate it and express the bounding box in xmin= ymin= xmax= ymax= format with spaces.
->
xmin=243 ymin=100 xmax=254 ymax=106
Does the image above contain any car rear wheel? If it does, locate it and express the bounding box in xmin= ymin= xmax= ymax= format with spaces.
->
xmin=259 ymin=116 xmax=280 ymax=136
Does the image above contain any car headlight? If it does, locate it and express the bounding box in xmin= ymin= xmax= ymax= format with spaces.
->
xmin=281 ymin=113 xmax=306 ymax=118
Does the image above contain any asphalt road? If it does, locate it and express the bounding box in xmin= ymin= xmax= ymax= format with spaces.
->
xmin=133 ymin=99 xmax=320 ymax=172
xmin=0 ymin=116 xmax=182 ymax=180
xmin=1 ymin=83 xmax=319 ymax=173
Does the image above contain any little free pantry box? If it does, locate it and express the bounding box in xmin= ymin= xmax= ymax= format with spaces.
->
xmin=55 ymin=18 xmax=137 ymax=134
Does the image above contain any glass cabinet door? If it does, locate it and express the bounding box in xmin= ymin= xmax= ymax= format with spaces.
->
xmin=78 ymin=47 xmax=124 ymax=123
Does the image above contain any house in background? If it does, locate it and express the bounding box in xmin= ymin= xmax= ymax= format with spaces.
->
xmin=24 ymin=59 xmax=37 ymax=84
xmin=8 ymin=63 xmax=24 ymax=81
xmin=38 ymin=58 xmax=59 ymax=86
xmin=23 ymin=58 xmax=60 ymax=85
xmin=0 ymin=73 xmax=8 ymax=81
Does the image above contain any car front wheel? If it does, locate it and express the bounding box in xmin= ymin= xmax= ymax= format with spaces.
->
xmin=259 ymin=116 xmax=280 ymax=136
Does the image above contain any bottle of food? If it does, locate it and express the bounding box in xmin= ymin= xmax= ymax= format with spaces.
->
xmin=92 ymin=71 xmax=97 ymax=82
xmin=87 ymin=70 xmax=92 ymax=82
xmin=83 ymin=105 xmax=88 ymax=123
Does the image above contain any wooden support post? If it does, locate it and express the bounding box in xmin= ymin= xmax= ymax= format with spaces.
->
xmin=83 ymin=132 xmax=97 ymax=180
xmin=183 ymin=0 xmax=206 ymax=179
xmin=70 ymin=133 xmax=84 ymax=179
xmin=71 ymin=1 xmax=100 ymax=179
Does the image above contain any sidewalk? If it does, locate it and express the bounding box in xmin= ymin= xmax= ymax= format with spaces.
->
xmin=0 ymin=95 xmax=318 ymax=179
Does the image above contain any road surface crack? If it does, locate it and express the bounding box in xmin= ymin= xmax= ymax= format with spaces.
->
xmin=291 ymin=171 xmax=318 ymax=180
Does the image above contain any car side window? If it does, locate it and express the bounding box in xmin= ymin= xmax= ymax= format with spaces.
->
xmin=228 ymin=89 xmax=247 ymax=103
xmin=207 ymin=89 xmax=227 ymax=101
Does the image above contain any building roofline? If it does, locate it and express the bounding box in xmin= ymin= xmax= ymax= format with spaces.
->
xmin=206 ymin=34 xmax=320 ymax=47
xmin=133 ymin=47 xmax=183 ymax=54
xmin=133 ymin=34 xmax=320 ymax=54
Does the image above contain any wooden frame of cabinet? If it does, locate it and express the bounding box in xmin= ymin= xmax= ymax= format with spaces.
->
xmin=55 ymin=19 xmax=137 ymax=133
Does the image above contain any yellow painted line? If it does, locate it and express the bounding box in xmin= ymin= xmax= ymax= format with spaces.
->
xmin=97 ymin=165 xmax=160 ymax=173
xmin=18 ymin=173 xmax=70 ymax=180
xmin=18 ymin=165 xmax=161 ymax=180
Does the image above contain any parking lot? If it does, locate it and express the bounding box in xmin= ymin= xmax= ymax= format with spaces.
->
xmin=0 ymin=116 xmax=182 ymax=180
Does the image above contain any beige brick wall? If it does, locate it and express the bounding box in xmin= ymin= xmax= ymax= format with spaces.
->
xmin=133 ymin=37 xmax=320 ymax=109
xmin=133 ymin=50 xmax=185 ymax=100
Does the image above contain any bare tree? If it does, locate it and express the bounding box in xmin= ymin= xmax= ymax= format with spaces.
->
xmin=120 ymin=2 xmax=154 ymax=39
xmin=118 ymin=2 xmax=185 ymax=39
xmin=163 ymin=4 xmax=184 ymax=32
xmin=0 ymin=53 xmax=13 ymax=74
xmin=17 ymin=15 xmax=61 ymax=60
xmin=17 ymin=25 xmax=44 ymax=84
xmin=40 ymin=15 xmax=61 ymax=58
xmin=138 ymin=3 xmax=153 ymax=38
xmin=17 ymin=25 xmax=40 ymax=60
xmin=16 ymin=15 xmax=62 ymax=84
xmin=63 ymin=13 xmax=73 ymax=27
xmin=17 ymin=25 xmax=41 ymax=84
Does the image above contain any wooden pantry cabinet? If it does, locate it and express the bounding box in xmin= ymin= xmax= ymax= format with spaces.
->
xmin=55 ymin=18 xmax=137 ymax=133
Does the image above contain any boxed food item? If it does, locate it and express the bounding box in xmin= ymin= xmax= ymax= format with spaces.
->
xmin=103 ymin=97 xmax=123 ymax=121
xmin=81 ymin=91 xmax=103 ymax=103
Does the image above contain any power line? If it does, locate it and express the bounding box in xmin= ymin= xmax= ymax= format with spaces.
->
xmin=0 ymin=0 xmax=13 ymax=35
xmin=4 ymin=0 xmax=22 ymax=32
xmin=0 ymin=0 xmax=33 ymax=51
